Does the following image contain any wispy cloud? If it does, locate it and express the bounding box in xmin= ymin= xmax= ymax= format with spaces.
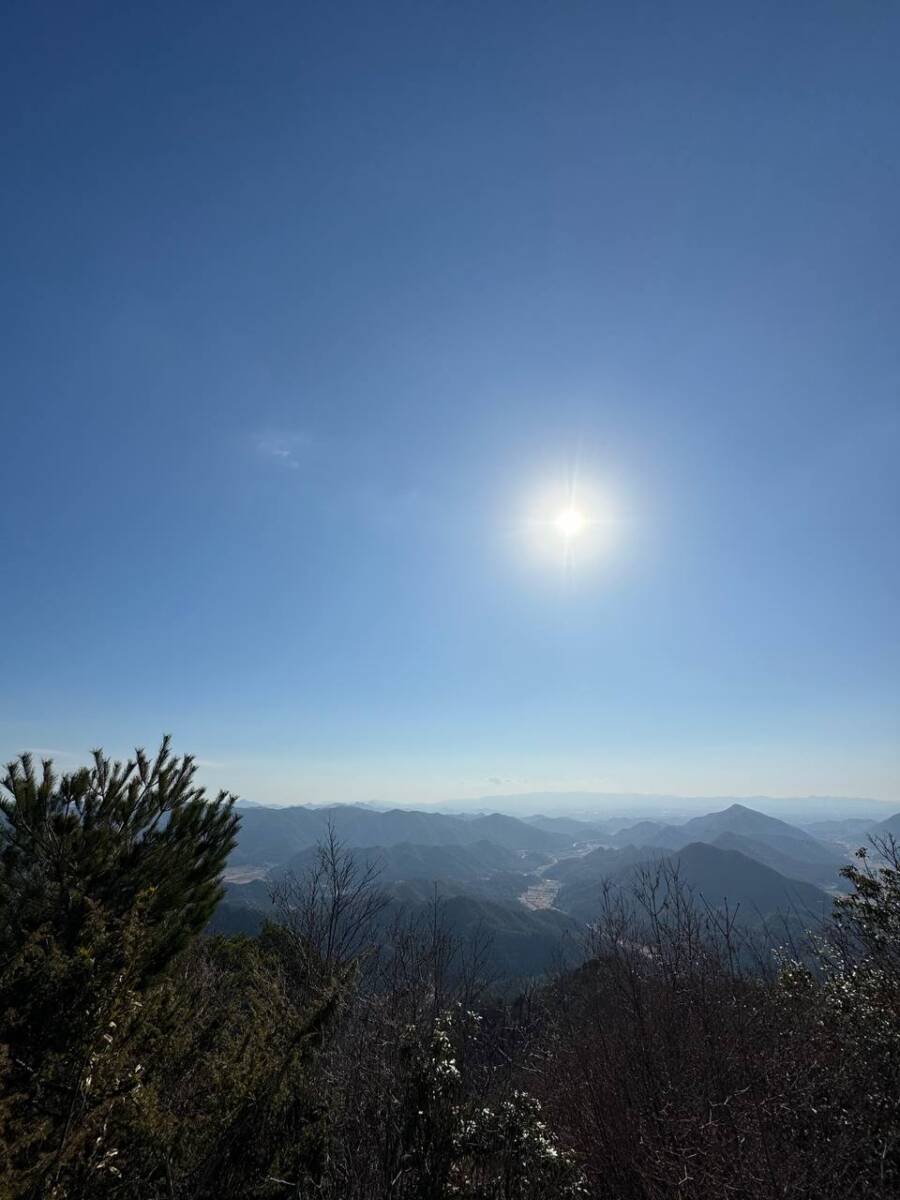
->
xmin=254 ymin=431 xmax=309 ymax=471
xmin=23 ymin=747 xmax=80 ymax=760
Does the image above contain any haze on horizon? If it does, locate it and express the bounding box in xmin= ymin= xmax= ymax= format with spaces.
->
xmin=2 ymin=3 xmax=898 ymax=809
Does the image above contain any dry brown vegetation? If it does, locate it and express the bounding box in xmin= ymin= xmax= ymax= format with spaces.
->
xmin=2 ymin=745 xmax=899 ymax=1197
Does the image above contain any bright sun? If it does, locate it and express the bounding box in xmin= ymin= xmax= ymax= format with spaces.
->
xmin=554 ymin=507 xmax=586 ymax=539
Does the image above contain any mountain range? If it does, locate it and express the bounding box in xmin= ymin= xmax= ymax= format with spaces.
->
xmin=229 ymin=804 xmax=571 ymax=867
xmin=606 ymin=803 xmax=847 ymax=888
xmin=553 ymin=840 xmax=831 ymax=928
xmin=215 ymin=798 xmax=899 ymax=976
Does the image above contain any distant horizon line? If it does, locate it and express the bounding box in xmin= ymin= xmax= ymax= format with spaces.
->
xmin=234 ymin=788 xmax=896 ymax=813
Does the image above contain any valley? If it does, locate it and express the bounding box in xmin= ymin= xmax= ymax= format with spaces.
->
xmin=518 ymin=859 xmax=563 ymax=909
xmin=211 ymin=799 xmax=892 ymax=974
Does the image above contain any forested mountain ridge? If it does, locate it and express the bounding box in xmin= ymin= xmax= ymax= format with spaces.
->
xmin=554 ymin=841 xmax=831 ymax=927
xmin=871 ymin=810 xmax=900 ymax=837
xmin=278 ymin=837 xmax=548 ymax=882
xmin=608 ymin=802 xmax=846 ymax=875
xmin=215 ymin=799 xmax=854 ymax=971
xmin=3 ymin=742 xmax=900 ymax=1198
xmin=709 ymin=830 xmax=848 ymax=888
xmin=229 ymin=803 xmax=571 ymax=866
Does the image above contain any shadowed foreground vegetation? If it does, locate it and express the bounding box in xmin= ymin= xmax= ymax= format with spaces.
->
xmin=2 ymin=742 xmax=899 ymax=1198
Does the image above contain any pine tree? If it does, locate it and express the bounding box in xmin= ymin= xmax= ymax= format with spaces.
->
xmin=0 ymin=737 xmax=239 ymax=1194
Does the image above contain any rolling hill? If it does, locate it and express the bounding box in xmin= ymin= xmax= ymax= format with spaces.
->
xmin=210 ymin=878 xmax=582 ymax=978
xmin=709 ymin=831 xmax=848 ymax=889
xmin=212 ymin=803 xmax=844 ymax=978
xmin=277 ymin=838 xmax=547 ymax=883
xmin=869 ymin=811 xmax=900 ymax=839
xmin=554 ymin=841 xmax=831 ymax=928
xmin=610 ymin=804 xmax=842 ymax=877
xmin=525 ymin=814 xmax=616 ymax=839
xmin=229 ymin=804 xmax=571 ymax=867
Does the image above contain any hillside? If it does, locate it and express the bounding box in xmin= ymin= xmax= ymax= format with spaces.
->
xmin=211 ymin=879 xmax=581 ymax=977
xmin=709 ymin=831 xmax=848 ymax=890
xmin=217 ymin=803 xmax=850 ymax=975
xmin=870 ymin=811 xmax=900 ymax=838
xmin=544 ymin=844 xmax=657 ymax=885
xmin=525 ymin=814 xmax=615 ymax=839
xmin=424 ymin=894 xmax=581 ymax=977
xmin=229 ymin=804 xmax=570 ymax=867
xmin=609 ymin=819 xmax=680 ymax=849
xmin=277 ymin=838 xmax=547 ymax=883
xmin=611 ymin=804 xmax=842 ymax=874
xmin=6 ymin=742 xmax=896 ymax=1199
xmin=554 ymin=841 xmax=831 ymax=928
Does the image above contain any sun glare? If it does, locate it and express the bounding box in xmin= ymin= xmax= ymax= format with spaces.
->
xmin=554 ymin=507 xmax=586 ymax=539
xmin=519 ymin=477 xmax=620 ymax=574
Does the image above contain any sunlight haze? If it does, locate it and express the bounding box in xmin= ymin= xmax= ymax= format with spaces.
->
xmin=1 ymin=2 xmax=898 ymax=808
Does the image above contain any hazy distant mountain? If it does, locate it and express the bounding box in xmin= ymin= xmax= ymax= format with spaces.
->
xmin=610 ymin=804 xmax=841 ymax=874
xmin=609 ymin=820 xmax=674 ymax=849
xmin=215 ymin=806 xmax=840 ymax=977
xmin=543 ymin=844 xmax=661 ymax=886
xmin=229 ymin=805 xmax=570 ymax=868
xmin=687 ymin=803 xmax=819 ymax=837
xmin=525 ymin=814 xmax=615 ymax=839
xmin=709 ymin=831 xmax=848 ymax=890
xmin=211 ymin=878 xmax=581 ymax=978
xmin=428 ymin=793 xmax=631 ymax=817
xmin=423 ymin=792 xmax=893 ymax=823
xmin=869 ymin=812 xmax=900 ymax=838
xmin=277 ymin=838 xmax=547 ymax=883
xmin=468 ymin=812 xmax=575 ymax=851
xmin=554 ymin=841 xmax=830 ymax=929
xmin=799 ymin=817 xmax=877 ymax=841
xmin=414 ymin=894 xmax=580 ymax=977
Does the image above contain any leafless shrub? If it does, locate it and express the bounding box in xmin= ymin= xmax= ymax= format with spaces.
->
xmin=534 ymin=862 xmax=899 ymax=1199
xmin=268 ymin=822 xmax=390 ymax=992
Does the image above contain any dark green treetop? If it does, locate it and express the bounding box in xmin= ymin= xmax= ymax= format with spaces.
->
xmin=0 ymin=735 xmax=239 ymax=982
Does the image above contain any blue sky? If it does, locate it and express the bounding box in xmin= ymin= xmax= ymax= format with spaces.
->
xmin=2 ymin=2 xmax=898 ymax=805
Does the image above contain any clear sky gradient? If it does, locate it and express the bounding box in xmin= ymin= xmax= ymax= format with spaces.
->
xmin=2 ymin=2 xmax=898 ymax=805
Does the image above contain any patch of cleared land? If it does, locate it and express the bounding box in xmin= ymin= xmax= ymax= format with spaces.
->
xmin=223 ymin=865 xmax=269 ymax=884
xmin=519 ymin=875 xmax=562 ymax=910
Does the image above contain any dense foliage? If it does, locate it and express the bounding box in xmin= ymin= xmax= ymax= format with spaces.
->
xmin=2 ymin=743 xmax=899 ymax=1197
